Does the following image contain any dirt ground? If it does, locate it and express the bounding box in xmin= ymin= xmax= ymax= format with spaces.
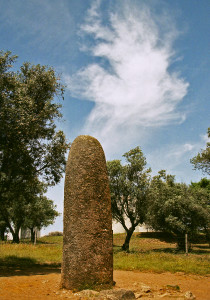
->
xmin=0 ymin=266 xmax=209 ymax=300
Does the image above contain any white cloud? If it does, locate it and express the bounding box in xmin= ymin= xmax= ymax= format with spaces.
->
xmin=168 ymin=143 xmax=196 ymax=159
xmin=66 ymin=0 xmax=189 ymax=156
xmin=147 ymin=136 xmax=208 ymax=183
xmin=201 ymin=132 xmax=210 ymax=144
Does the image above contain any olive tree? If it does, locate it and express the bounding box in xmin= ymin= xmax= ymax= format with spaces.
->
xmin=191 ymin=128 xmax=210 ymax=175
xmin=0 ymin=51 xmax=69 ymax=242
xmin=23 ymin=191 xmax=60 ymax=243
xmin=146 ymin=170 xmax=210 ymax=250
xmin=107 ymin=147 xmax=151 ymax=251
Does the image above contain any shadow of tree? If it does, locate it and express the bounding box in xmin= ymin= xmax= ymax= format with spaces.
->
xmin=18 ymin=239 xmax=60 ymax=245
xmin=0 ymin=256 xmax=61 ymax=277
xmin=114 ymin=245 xmax=210 ymax=255
xmin=130 ymin=247 xmax=210 ymax=255
xmin=152 ymin=248 xmax=184 ymax=254
xmin=193 ymin=244 xmax=209 ymax=249
xmin=188 ymin=247 xmax=210 ymax=255
xmin=136 ymin=232 xmax=176 ymax=243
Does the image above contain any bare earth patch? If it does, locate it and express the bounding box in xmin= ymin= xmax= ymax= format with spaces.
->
xmin=0 ymin=267 xmax=209 ymax=299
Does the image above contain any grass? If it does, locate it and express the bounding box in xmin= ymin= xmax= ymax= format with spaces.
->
xmin=0 ymin=236 xmax=62 ymax=267
xmin=114 ymin=251 xmax=209 ymax=275
xmin=113 ymin=233 xmax=210 ymax=275
xmin=0 ymin=233 xmax=209 ymax=276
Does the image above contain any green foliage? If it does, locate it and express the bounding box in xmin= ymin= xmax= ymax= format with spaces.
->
xmin=107 ymin=147 xmax=151 ymax=251
xmin=190 ymin=128 xmax=210 ymax=175
xmin=0 ymin=213 xmax=7 ymax=241
xmin=146 ymin=171 xmax=210 ymax=248
xmin=47 ymin=231 xmax=63 ymax=236
xmin=40 ymin=235 xmax=63 ymax=244
xmin=191 ymin=177 xmax=210 ymax=193
xmin=22 ymin=183 xmax=60 ymax=242
xmin=0 ymin=50 xmax=69 ymax=242
xmin=23 ymin=194 xmax=60 ymax=231
xmin=107 ymin=144 xmax=210 ymax=252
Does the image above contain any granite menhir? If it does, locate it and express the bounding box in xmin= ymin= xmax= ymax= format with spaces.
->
xmin=61 ymin=135 xmax=113 ymax=291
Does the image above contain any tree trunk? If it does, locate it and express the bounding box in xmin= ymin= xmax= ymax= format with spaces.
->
xmin=12 ymin=230 xmax=20 ymax=243
xmin=0 ymin=228 xmax=5 ymax=241
xmin=122 ymin=227 xmax=135 ymax=252
xmin=12 ymin=223 xmax=21 ymax=243
xmin=177 ymin=234 xmax=191 ymax=251
xmin=34 ymin=229 xmax=37 ymax=245
xmin=30 ymin=228 xmax=35 ymax=243
xmin=185 ymin=233 xmax=188 ymax=255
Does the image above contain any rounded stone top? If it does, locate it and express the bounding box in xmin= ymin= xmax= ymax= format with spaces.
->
xmin=67 ymin=135 xmax=106 ymax=164
xmin=71 ymin=135 xmax=103 ymax=149
xmin=65 ymin=135 xmax=109 ymax=200
xmin=73 ymin=135 xmax=99 ymax=142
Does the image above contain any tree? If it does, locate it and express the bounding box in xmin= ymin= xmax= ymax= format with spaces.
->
xmin=190 ymin=178 xmax=210 ymax=243
xmin=23 ymin=191 xmax=60 ymax=243
xmin=107 ymin=147 xmax=151 ymax=251
xmin=190 ymin=128 xmax=210 ymax=175
xmin=0 ymin=51 xmax=69 ymax=242
xmin=146 ymin=170 xmax=210 ymax=250
xmin=0 ymin=212 xmax=7 ymax=241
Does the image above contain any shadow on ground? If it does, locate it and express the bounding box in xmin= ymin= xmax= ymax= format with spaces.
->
xmin=0 ymin=256 xmax=61 ymax=277
xmin=151 ymin=247 xmax=210 ymax=255
xmin=114 ymin=246 xmax=210 ymax=255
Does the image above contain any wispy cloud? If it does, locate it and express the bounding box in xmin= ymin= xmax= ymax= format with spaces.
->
xmin=147 ymin=134 xmax=209 ymax=183
xmin=201 ymin=132 xmax=210 ymax=144
xmin=168 ymin=143 xmax=196 ymax=159
xmin=65 ymin=0 xmax=189 ymax=155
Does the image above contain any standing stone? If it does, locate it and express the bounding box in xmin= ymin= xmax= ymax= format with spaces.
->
xmin=61 ymin=135 xmax=113 ymax=291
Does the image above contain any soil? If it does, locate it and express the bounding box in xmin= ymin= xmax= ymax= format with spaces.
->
xmin=0 ymin=266 xmax=209 ymax=300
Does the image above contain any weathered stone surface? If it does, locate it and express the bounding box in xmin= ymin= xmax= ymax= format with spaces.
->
xmin=98 ymin=289 xmax=136 ymax=299
xmin=134 ymin=293 xmax=143 ymax=299
xmin=74 ymin=289 xmax=100 ymax=298
xmin=185 ymin=291 xmax=196 ymax=299
xmin=61 ymin=135 xmax=113 ymax=291
xmin=140 ymin=284 xmax=151 ymax=293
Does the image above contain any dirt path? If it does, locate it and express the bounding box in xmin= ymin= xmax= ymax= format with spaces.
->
xmin=0 ymin=268 xmax=209 ymax=299
xmin=114 ymin=270 xmax=210 ymax=299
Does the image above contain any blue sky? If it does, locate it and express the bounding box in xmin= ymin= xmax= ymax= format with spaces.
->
xmin=1 ymin=0 xmax=209 ymax=234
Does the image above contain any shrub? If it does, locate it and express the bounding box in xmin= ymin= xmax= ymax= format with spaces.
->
xmin=48 ymin=231 xmax=63 ymax=236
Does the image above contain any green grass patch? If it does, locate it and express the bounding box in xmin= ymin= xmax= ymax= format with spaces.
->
xmin=113 ymin=232 xmax=210 ymax=275
xmin=114 ymin=251 xmax=210 ymax=275
xmin=0 ymin=233 xmax=209 ymax=275
xmin=0 ymin=236 xmax=62 ymax=267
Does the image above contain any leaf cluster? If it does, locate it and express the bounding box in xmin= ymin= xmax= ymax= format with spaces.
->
xmin=190 ymin=128 xmax=210 ymax=175
xmin=146 ymin=170 xmax=210 ymax=236
xmin=0 ymin=51 xmax=69 ymax=240
xmin=107 ymin=147 xmax=151 ymax=231
xmin=0 ymin=51 xmax=69 ymax=186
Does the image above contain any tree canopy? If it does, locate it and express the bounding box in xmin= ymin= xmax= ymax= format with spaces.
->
xmin=23 ymin=183 xmax=60 ymax=243
xmin=0 ymin=51 xmax=69 ymax=242
xmin=190 ymin=128 xmax=210 ymax=175
xmin=107 ymin=147 xmax=151 ymax=251
xmin=107 ymin=143 xmax=210 ymax=251
xmin=146 ymin=170 xmax=210 ymax=249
